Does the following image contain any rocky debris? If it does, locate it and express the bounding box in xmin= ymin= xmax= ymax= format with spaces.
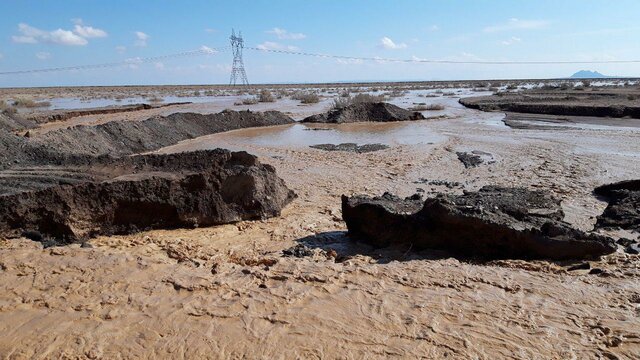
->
xmin=310 ymin=143 xmax=389 ymax=153
xmin=593 ymin=180 xmax=640 ymax=232
xmin=341 ymin=187 xmax=616 ymax=260
xmin=282 ymin=244 xmax=315 ymax=258
xmin=414 ymin=178 xmax=463 ymax=189
xmin=302 ymin=102 xmax=425 ymax=124
xmin=0 ymin=149 xmax=296 ymax=243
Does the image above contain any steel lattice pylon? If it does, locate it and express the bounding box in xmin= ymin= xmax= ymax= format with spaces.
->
xmin=229 ymin=29 xmax=249 ymax=86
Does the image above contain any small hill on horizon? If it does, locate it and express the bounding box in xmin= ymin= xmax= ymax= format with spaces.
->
xmin=570 ymin=70 xmax=609 ymax=79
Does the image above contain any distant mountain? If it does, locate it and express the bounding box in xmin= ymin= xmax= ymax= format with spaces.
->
xmin=570 ymin=70 xmax=609 ymax=79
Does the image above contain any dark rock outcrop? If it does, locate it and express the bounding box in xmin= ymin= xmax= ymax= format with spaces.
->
xmin=342 ymin=187 xmax=616 ymax=260
xmin=302 ymin=102 xmax=425 ymax=124
xmin=594 ymin=180 xmax=640 ymax=232
xmin=0 ymin=149 xmax=295 ymax=243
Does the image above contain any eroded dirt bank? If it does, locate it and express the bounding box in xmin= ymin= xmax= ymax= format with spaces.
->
xmin=0 ymin=96 xmax=639 ymax=358
xmin=0 ymin=150 xmax=295 ymax=243
xmin=460 ymin=86 xmax=640 ymax=120
xmin=0 ymin=109 xmax=294 ymax=170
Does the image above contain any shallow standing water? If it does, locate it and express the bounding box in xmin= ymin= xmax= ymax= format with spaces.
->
xmin=157 ymin=121 xmax=448 ymax=153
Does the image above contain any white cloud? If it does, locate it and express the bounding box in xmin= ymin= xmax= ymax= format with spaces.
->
xmin=501 ymin=36 xmax=522 ymax=45
xmin=134 ymin=31 xmax=149 ymax=47
xmin=266 ymin=27 xmax=306 ymax=40
xmin=204 ymin=28 xmax=217 ymax=33
xmin=429 ymin=25 xmax=440 ymax=31
xmin=256 ymin=41 xmax=299 ymax=51
xmin=199 ymin=45 xmax=217 ymax=54
xmin=379 ymin=36 xmax=407 ymax=50
xmin=115 ymin=45 xmax=126 ymax=54
xmin=74 ymin=24 xmax=107 ymax=38
xmin=36 ymin=52 xmax=51 ymax=60
xmin=155 ymin=62 xmax=164 ymax=69
xmin=11 ymin=21 xmax=108 ymax=46
xmin=484 ymin=18 xmax=549 ymax=33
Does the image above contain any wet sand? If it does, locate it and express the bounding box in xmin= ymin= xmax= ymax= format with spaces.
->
xmin=1 ymin=91 xmax=640 ymax=358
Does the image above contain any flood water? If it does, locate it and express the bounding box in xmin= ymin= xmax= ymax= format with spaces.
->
xmin=158 ymin=121 xmax=448 ymax=153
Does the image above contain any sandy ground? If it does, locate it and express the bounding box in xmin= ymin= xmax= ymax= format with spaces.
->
xmin=1 ymin=93 xmax=640 ymax=358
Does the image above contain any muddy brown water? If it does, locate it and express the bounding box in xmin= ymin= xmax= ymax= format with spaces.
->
xmin=157 ymin=121 xmax=448 ymax=153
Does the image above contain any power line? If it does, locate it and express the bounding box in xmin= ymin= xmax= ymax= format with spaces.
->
xmin=2 ymin=43 xmax=639 ymax=77
xmin=247 ymin=47 xmax=640 ymax=65
xmin=0 ymin=47 xmax=228 ymax=75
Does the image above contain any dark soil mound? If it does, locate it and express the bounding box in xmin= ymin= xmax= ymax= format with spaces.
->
xmin=0 ymin=110 xmax=294 ymax=170
xmin=0 ymin=149 xmax=295 ymax=243
xmin=0 ymin=111 xmax=37 ymax=132
xmin=33 ymin=110 xmax=295 ymax=158
xmin=342 ymin=187 xmax=616 ymax=260
xmin=302 ymin=102 xmax=425 ymax=124
xmin=594 ymin=180 xmax=640 ymax=232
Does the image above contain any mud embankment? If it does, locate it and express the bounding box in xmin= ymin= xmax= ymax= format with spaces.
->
xmin=460 ymin=90 xmax=640 ymax=119
xmin=342 ymin=187 xmax=617 ymax=260
xmin=0 ymin=110 xmax=294 ymax=169
xmin=0 ymin=150 xmax=295 ymax=243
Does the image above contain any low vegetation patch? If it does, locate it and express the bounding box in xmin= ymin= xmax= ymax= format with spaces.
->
xmin=12 ymin=98 xmax=51 ymax=108
xmin=258 ymin=90 xmax=276 ymax=103
xmin=0 ymin=100 xmax=17 ymax=114
xmin=234 ymin=97 xmax=259 ymax=106
xmin=410 ymin=103 xmax=445 ymax=111
xmin=292 ymin=91 xmax=320 ymax=104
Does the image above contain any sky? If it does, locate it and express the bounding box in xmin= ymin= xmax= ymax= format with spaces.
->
xmin=0 ymin=0 xmax=639 ymax=87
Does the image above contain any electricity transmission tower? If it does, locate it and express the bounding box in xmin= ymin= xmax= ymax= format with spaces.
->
xmin=229 ymin=29 xmax=249 ymax=85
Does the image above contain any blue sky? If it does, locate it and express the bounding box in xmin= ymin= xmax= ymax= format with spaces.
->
xmin=0 ymin=0 xmax=639 ymax=86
